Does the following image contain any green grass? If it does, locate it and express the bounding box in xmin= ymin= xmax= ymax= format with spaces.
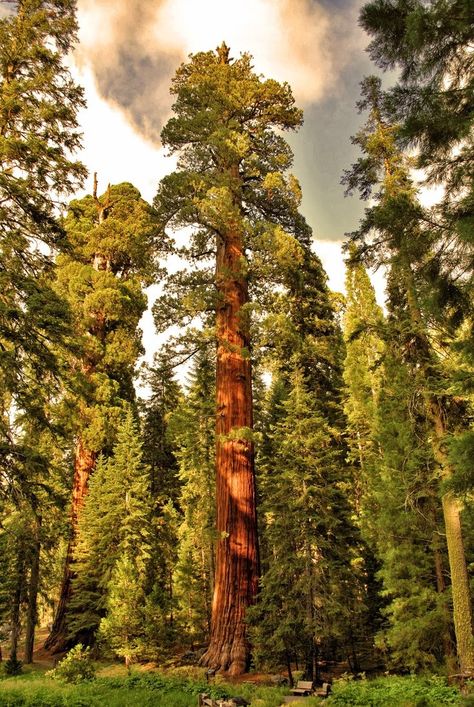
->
xmin=0 ymin=666 xmax=290 ymax=707
xmin=326 ymin=674 xmax=467 ymax=706
xmin=0 ymin=666 xmax=469 ymax=707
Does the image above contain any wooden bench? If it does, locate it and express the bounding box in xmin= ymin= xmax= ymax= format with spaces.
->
xmin=291 ymin=680 xmax=314 ymax=696
xmin=314 ymin=682 xmax=331 ymax=698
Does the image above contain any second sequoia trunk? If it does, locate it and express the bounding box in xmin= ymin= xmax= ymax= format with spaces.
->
xmin=200 ymin=225 xmax=260 ymax=676
xmin=44 ymin=440 xmax=96 ymax=652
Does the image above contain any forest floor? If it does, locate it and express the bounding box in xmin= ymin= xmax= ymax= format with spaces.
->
xmin=0 ymin=631 xmax=471 ymax=706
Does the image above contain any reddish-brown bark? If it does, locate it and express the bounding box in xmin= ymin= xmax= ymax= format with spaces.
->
xmin=200 ymin=222 xmax=260 ymax=676
xmin=44 ymin=440 xmax=96 ymax=653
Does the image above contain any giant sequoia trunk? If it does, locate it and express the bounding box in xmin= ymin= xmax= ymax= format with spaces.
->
xmin=200 ymin=222 xmax=260 ymax=676
xmin=44 ymin=440 xmax=96 ymax=652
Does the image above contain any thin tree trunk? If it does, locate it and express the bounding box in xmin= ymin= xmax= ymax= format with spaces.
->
xmin=400 ymin=257 xmax=474 ymax=675
xmin=44 ymin=440 xmax=96 ymax=652
xmin=442 ymin=492 xmax=474 ymax=674
xmin=24 ymin=514 xmax=42 ymax=664
xmin=200 ymin=216 xmax=260 ymax=676
xmin=10 ymin=559 xmax=24 ymax=662
xmin=432 ymin=526 xmax=455 ymax=664
xmin=286 ymin=650 xmax=294 ymax=687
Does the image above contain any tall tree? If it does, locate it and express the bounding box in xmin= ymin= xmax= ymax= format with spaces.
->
xmin=154 ymin=43 xmax=310 ymax=674
xmin=342 ymin=250 xmax=384 ymax=510
xmin=343 ymin=75 xmax=474 ymax=675
xmin=0 ymin=0 xmax=85 ymax=494
xmin=171 ymin=347 xmax=216 ymax=647
xmin=45 ymin=182 xmax=159 ymax=652
xmin=67 ymin=411 xmax=153 ymax=645
xmin=253 ymin=248 xmax=369 ymax=677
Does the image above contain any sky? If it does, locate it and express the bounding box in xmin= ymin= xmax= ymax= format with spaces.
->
xmin=66 ymin=0 xmax=390 ymax=366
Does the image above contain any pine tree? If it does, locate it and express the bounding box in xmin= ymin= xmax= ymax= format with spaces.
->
xmin=98 ymin=554 xmax=147 ymax=671
xmin=251 ymin=369 xmax=364 ymax=677
xmin=154 ymin=43 xmax=311 ymax=674
xmin=141 ymin=354 xmax=181 ymax=505
xmin=0 ymin=0 xmax=86 ymax=490
xmin=252 ymin=246 xmax=369 ymax=676
xmin=45 ymin=182 xmax=160 ymax=652
xmin=67 ymin=412 xmax=153 ymax=644
xmin=139 ymin=356 xmax=182 ymax=653
xmin=343 ymin=75 xmax=474 ymax=674
xmin=342 ymin=251 xmax=384 ymax=508
xmin=359 ymin=0 xmax=474 ymax=412
xmin=171 ymin=347 xmax=216 ymax=647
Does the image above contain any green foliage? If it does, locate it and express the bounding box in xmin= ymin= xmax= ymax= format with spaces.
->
xmin=46 ymin=645 xmax=96 ymax=684
xmin=170 ymin=347 xmax=216 ymax=645
xmin=0 ymin=670 xmax=291 ymax=707
xmin=328 ymin=674 xmax=461 ymax=706
xmin=251 ymin=367 xmax=365 ymax=671
xmin=0 ymin=0 xmax=86 ymax=490
xmin=4 ymin=656 xmax=23 ymax=677
xmin=98 ymin=555 xmax=147 ymax=667
xmin=343 ymin=65 xmax=473 ymax=672
xmin=54 ymin=183 xmax=160 ymax=455
xmin=153 ymin=45 xmax=311 ymax=349
xmin=68 ymin=412 xmax=154 ymax=641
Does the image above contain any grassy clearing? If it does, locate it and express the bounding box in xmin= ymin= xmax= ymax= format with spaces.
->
xmin=0 ymin=664 xmax=290 ymax=707
xmin=0 ymin=665 xmax=470 ymax=706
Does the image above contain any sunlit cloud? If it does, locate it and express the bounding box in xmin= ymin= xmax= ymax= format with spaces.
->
xmin=75 ymin=0 xmax=362 ymax=144
xmin=71 ymin=64 xmax=175 ymax=203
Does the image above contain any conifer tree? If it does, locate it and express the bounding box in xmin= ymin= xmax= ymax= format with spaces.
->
xmin=154 ymin=43 xmax=311 ymax=674
xmin=67 ymin=412 xmax=153 ymax=644
xmin=98 ymin=554 xmax=147 ymax=671
xmin=46 ymin=185 xmax=160 ymax=651
xmin=344 ymin=75 xmax=474 ymax=674
xmin=360 ymin=0 xmax=473 ymax=288
xmin=141 ymin=354 xmax=181 ymax=505
xmin=171 ymin=347 xmax=216 ymax=647
xmin=342 ymin=251 xmax=384 ymax=510
xmin=253 ymin=245 xmax=369 ymax=676
xmin=0 ymin=0 xmax=85 ymax=490
xmin=252 ymin=369 xmax=365 ymax=677
xmin=139 ymin=356 xmax=182 ymax=651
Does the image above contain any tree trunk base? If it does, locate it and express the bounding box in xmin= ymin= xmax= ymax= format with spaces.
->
xmin=199 ymin=639 xmax=248 ymax=677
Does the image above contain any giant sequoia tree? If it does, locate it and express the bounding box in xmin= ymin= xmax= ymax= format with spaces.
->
xmin=154 ymin=43 xmax=311 ymax=675
xmin=45 ymin=182 xmax=159 ymax=652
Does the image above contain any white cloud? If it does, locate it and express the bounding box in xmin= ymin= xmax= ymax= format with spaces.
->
xmin=73 ymin=64 xmax=175 ymax=202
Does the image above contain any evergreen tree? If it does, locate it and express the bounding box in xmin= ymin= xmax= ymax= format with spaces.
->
xmin=343 ymin=75 xmax=474 ymax=674
xmin=67 ymin=412 xmax=153 ymax=644
xmin=251 ymin=370 xmax=364 ymax=677
xmin=154 ymin=43 xmax=311 ymax=674
xmin=98 ymin=554 xmax=147 ymax=671
xmin=141 ymin=354 xmax=181 ymax=505
xmin=253 ymin=247 xmax=369 ymax=676
xmin=342 ymin=251 xmax=384 ymax=509
xmin=46 ymin=182 xmax=160 ymax=652
xmin=0 ymin=0 xmax=85 ymax=492
xmin=171 ymin=347 xmax=216 ymax=647
xmin=373 ymin=329 xmax=453 ymax=670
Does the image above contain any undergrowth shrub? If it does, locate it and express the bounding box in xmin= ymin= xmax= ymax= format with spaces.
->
xmin=3 ymin=655 xmax=23 ymax=676
xmin=327 ymin=674 xmax=461 ymax=706
xmin=46 ymin=645 xmax=96 ymax=685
